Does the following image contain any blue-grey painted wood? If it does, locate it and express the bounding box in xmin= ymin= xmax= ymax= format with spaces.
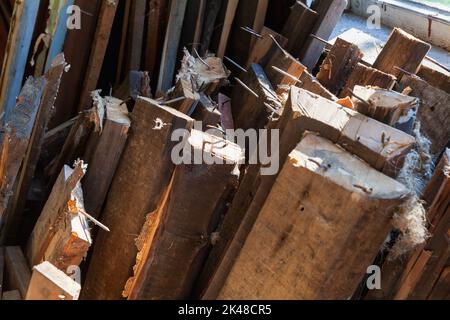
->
xmin=0 ymin=1 xmax=41 ymax=122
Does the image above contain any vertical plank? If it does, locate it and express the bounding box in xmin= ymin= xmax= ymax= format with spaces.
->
xmin=45 ymin=0 xmax=75 ymax=71
xmin=2 ymin=290 xmax=22 ymax=300
xmin=217 ymin=0 xmax=239 ymax=58
xmin=0 ymin=77 xmax=45 ymax=242
xmin=216 ymin=134 xmax=410 ymax=299
xmin=49 ymin=0 xmax=101 ymax=128
xmin=156 ymin=0 xmax=188 ymax=95
xmin=200 ymin=0 xmax=222 ymax=55
xmin=373 ymin=28 xmax=431 ymax=79
xmin=78 ymin=0 xmax=120 ymax=111
xmin=27 ymin=162 xmax=91 ymax=271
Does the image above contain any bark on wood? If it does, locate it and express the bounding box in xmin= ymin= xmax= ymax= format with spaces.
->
xmin=27 ymin=162 xmax=91 ymax=272
xmin=399 ymin=75 xmax=450 ymax=158
xmin=26 ymin=261 xmax=81 ymax=300
xmin=4 ymin=246 xmax=31 ymax=299
xmin=0 ymin=77 xmax=45 ymax=242
xmin=82 ymin=99 xmax=193 ymax=300
xmin=373 ymin=28 xmax=431 ymax=79
xmin=281 ymin=1 xmax=318 ymax=57
xmin=340 ymin=63 xmax=396 ymax=98
xmin=83 ymin=96 xmax=130 ymax=219
xmin=217 ymin=133 xmax=410 ymax=299
xmin=298 ymin=0 xmax=347 ymax=70
xmin=125 ymin=130 xmax=243 ymax=300
xmin=316 ymin=38 xmax=363 ymax=96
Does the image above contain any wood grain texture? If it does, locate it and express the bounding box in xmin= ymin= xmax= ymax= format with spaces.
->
xmin=156 ymin=0 xmax=188 ymax=95
xmin=82 ymin=99 xmax=193 ymax=300
xmin=246 ymin=27 xmax=288 ymax=68
xmin=298 ymin=70 xmax=337 ymax=101
xmin=126 ymin=130 xmax=243 ymax=300
xmin=144 ymin=0 xmax=170 ymax=75
xmin=398 ymin=75 xmax=450 ymax=158
xmin=0 ymin=77 xmax=45 ymax=242
xmin=281 ymin=0 xmax=317 ymax=57
xmin=0 ymin=0 xmax=40 ymax=118
xmin=373 ymin=28 xmax=431 ymax=79
xmin=217 ymin=0 xmax=239 ymax=58
xmin=49 ymin=0 xmax=100 ymax=128
xmin=231 ymin=63 xmax=280 ymax=131
xmin=417 ymin=64 xmax=450 ymax=94
xmin=200 ymin=86 xmax=415 ymax=299
xmin=0 ymin=247 xmax=4 ymax=297
xmin=27 ymin=162 xmax=91 ymax=271
xmin=351 ymin=85 xmax=419 ymax=127
xmin=226 ymin=0 xmax=268 ymax=70
xmin=264 ymin=41 xmax=305 ymax=96
xmin=26 ymin=261 xmax=81 ymax=300
xmin=340 ymin=63 xmax=396 ymax=99
xmin=316 ymin=38 xmax=362 ymax=96
xmin=83 ymin=96 xmax=130 ymax=219
xmin=5 ymin=246 xmax=31 ymax=298
xmin=298 ymin=0 xmax=347 ymax=70
xmin=4 ymin=54 xmax=67 ymax=243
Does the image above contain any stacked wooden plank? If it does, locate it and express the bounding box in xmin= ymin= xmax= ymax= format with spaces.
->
xmin=0 ymin=0 xmax=449 ymax=301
